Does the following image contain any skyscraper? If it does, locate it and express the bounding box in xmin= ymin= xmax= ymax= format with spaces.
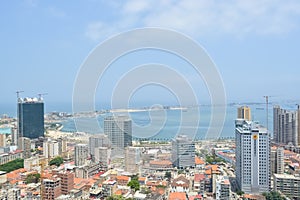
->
xmin=235 ymin=119 xmax=270 ymax=194
xmin=125 ymin=146 xmax=142 ymax=173
xmin=104 ymin=116 xmax=132 ymax=157
xmin=88 ymin=134 xmax=110 ymax=161
xmin=18 ymin=97 xmax=44 ymax=139
xmin=74 ymin=144 xmax=88 ymax=166
xmin=237 ymin=106 xmax=251 ymax=121
xmin=273 ymin=106 xmax=298 ymax=145
xmin=171 ymin=135 xmax=195 ymax=169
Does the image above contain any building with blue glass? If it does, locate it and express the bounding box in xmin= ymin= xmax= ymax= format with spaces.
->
xmin=18 ymin=97 xmax=44 ymax=139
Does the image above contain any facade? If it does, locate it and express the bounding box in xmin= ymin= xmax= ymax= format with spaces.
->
xmin=235 ymin=119 xmax=270 ymax=194
xmin=273 ymin=174 xmax=300 ymax=199
xmin=273 ymin=105 xmax=299 ymax=145
xmin=18 ymin=97 xmax=44 ymax=139
xmin=216 ymin=176 xmax=230 ymax=200
xmin=89 ymin=134 xmax=109 ymax=161
xmin=74 ymin=144 xmax=88 ymax=166
xmin=53 ymin=171 xmax=74 ymax=195
xmin=238 ymin=106 xmax=251 ymax=121
xmin=0 ymin=134 xmax=6 ymax=147
xmin=104 ymin=116 xmax=132 ymax=157
xmin=43 ymin=176 xmax=62 ymax=200
xmin=171 ymin=135 xmax=195 ymax=169
xmin=0 ymin=151 xmax=23 ymax=165
xmin=271 ymin=147 xmax=284 ymax=175
xmin=75 ymin=163 xmax=101 ymax=179
xmin=94 ymin=147 xmax=111 ymax=166
xmin=125 ymin=146 xmax=142 ymax=173
xmin=17 ymin=137 xmax=31 ymax=158
xmin=43 ymin=140 xmax=59 ymax=159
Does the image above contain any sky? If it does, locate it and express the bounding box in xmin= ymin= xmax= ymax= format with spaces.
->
xmin=1 ymin=0 xmax=300 ymax=113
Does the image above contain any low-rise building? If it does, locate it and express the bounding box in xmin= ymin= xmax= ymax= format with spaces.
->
xmin=273 ymin=173 xmax=300 ymax=199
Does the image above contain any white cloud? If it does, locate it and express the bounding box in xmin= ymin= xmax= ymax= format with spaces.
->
xmin=85 ymin=0 xmax=300 ymax=41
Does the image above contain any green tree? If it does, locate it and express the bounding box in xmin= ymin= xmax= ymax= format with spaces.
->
xmin=0 ymin=159 xmax=24 ymax=172
xmin=164 ymin=171 xmax=171 ymax=179
xmin=127 ymin=179 xmax=140 ymax=191
xmin=262 ymin=191 xmax=284 ymax=200
xmin=106 ymin=195 xmax=125 ymax=200
xmin=49 ymin=156 xmax=63 ymax=167
xmin=25 ymin=173 xmax=40 ymax=184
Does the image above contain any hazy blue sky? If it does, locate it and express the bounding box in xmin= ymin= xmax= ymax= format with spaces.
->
xmin=1 ymin=0 xmax=300 ymax=112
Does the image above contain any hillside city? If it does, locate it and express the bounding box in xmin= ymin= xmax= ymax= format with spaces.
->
xmin=0 ymin=97 xmax=299 ymax=200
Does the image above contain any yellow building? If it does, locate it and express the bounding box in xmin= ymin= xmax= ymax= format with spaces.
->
xmin=237 ymin=106 xmax=251 ymax=121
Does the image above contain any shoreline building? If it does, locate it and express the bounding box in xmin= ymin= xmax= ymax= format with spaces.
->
xmin=237 ymin=106 xmax=251 ymax=121
xmin=171 ymin=135 xmax=195 ymax=169
xmin=235 ymin=119 xmax=270 ymax=194
xmin=104 ymin=116 xmax=132 ymax=157
xmin=273 ymin=106 xmax=299 ymax=146
xmin=17 ymin=97 xmax=44 ymax=139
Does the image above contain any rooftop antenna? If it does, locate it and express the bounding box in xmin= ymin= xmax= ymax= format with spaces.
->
xmin=16 ymin=90 xmax=24 ymax=99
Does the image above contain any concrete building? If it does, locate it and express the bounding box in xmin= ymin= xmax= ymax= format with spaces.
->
xmin=53 ymin=170 xmax=74 ymax=195
xmin=271 ymin=147 xmax=284 ymax=175
xmin=171 ymin=135 xmax=195 ymax=169
xmin=17 ymin=137 xmax=31 ymax=158
xmin=273 ymin=174 xmax=300 ymax=199
xmin=74 ymin=144 xmax=88 ymax=166
xmin=0 ymin=134 xmax=6 ymax=147
xmin=235 ymin=119 xmax=270 ymax=194
xmin=42 ymin=176 xmax=62 ymax=200
xmin=216 ymin=176 xmax=230 ymax=200
xmin=104 ymin=116 xmax=132 ymax=157
xmin=89 ymin=134 xmax=109 ymax=161
xmin=75 ymin=163 xmax=101 ymax=179
xmin=17 ymin=97 xmax=44 ymax=139
xmin=273 ymin=106 xmax=299 ymax=145
xmin=43 ymin=140 xmax=59 ymax=159
xmin=125 ymin=146 xmax=142 ymax=173
xmin=238 ymin=106 xmax=251 ymax=121
xmin=7 ymin=188 xmax=21 ymax=200
xmin=94 ymin=147 xmax=111 ymax=166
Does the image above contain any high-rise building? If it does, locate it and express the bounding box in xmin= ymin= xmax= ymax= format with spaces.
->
xmin=104 ymin=116 xmax=132 ymax=157
xmin=74 ymin=144 xmax=88 ymax=166
xmin=125 ymin=146 xmax=142 ymax=173
xmin=271 ymin=147 xmax=284 ymax=175
xmin=0 ymin=134 xmax=6 ymax=147
xmin=171 ymin=135 xmax=195 ymax=169
xmin=89 ymin=134 xmax=110 ymax=161
xmin=235 ymin=119 xmax=270 ymax=194
xmin=43 ymin=140 xmax=59 ymax=159
xmin=17 ymin=137 xmax=31 ymax=158
xmin=94 ymin=147 xmax=111 ymax=166
xmin=18 ymin=97 xmax=44 ymax=139
xmin=237 ymin=106 xmax=251 ymax=121
xmin=273 ymin=105 xmax=299 ymax=145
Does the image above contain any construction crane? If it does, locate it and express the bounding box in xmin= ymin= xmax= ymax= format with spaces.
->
xmin=38 ymin=93 xmax=48 ymax=100
xmin=16 ymin=90 xmax=24 ymax=99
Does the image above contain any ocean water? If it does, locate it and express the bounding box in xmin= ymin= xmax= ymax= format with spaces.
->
xmin=61 ymin=104 xmax=272 ymax=140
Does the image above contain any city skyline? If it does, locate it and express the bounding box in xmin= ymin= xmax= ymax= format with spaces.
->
xmin=1 ymin=1 xmax=300 ymax=112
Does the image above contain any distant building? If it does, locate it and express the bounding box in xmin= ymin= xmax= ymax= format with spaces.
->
xmin=237 ymin=106 xmax=251 ymax=121
xmin=88 ymin=134 xmax=109 ymax=161
xmin=17 ymin=97 xmax=44 ymax=139
xmin=171 ymin=135 xmax=195 ymax=169
xmin=94 ymin=147 xmax=111 ymax=167
xmin=75 ymin=163 xmax=101 ymax=179
xmin=17 ymin=137 xmax=31 ymax=158
xmin=235 ymin=119 xmax=270 ymax=194
xmin=125 ymin=146 xmax=142 ymax=173
xmin=273 ymin=105 xmax=299 ymax=145
xmin=7 ymin=188 xmax=21 ymax=200
xmin=216 ymin=176 xmax=230 ymax=200
xmin=74 ymin=144 xmax=88 ymax=166
xmin=270 ymin=147 xmax=284 ymax=175
xmin=0 ymin=134 xmax=6 ymax=148
xmin=273 ymin=174 xmax=300 ymax=199
xmin=43 ymin=140 xmax=59 ymax=159
xmin=104 ymin=116 xmax=132 ymax=157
